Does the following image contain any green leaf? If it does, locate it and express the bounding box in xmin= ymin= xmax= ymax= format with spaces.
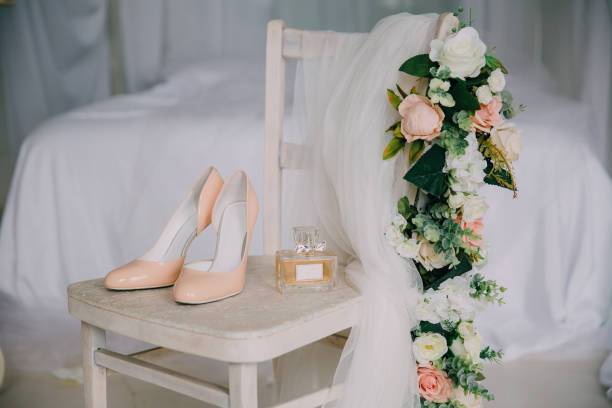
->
xmin=386 ymin=121 xmax=401 ymax=132
xmin=387 ymin=89 xmax=402 ymax=110
xmin=484 ymin=160 xmax=514 ymax=191
xmin=397 ymin=196 xmax=417 ymax=221
xmin=399 ymin=54 xmax=435 ymax=77
xmin=396 ymin=84 xmax=408 ymax=98
xmin=419 ymin=322 xmax=449 ymax=336
xmin=449 ymin=79 xmax=480 ymax=111
xmin=383 ymin=137 xmax=406 ymax=160
xmin=424 ymin=254 xmax=472 ymax=290
xmin=408 ymin=139 xmax=425 ymax=163
xmin=485 ymin=55 xmax=508 ymax=74
xmin=403 ymin=144 xmax=447 ymax=198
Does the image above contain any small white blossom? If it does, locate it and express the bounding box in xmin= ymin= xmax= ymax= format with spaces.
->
xmin=462 ymin=195 xmax=488 ymax=222
xmin=475 ymin=85 xmax=493 ymax=105
xmin=439 ymin=275 xmax=484 ymax=321
xmin=452 ymin=387 xmax=483 ymax=408
xmin=444 ymin=133 xmax=487 ymax=194
xmin=448 ymin=193 xmax=466 ymax=209
xmin=457 ymin=321 xmax=477 ymax=339
xmin=397 ymin=238 xmax=419 ymax=259
xmin=450 ymin=337 xmax=467 ymax=358
xmin=392 ymin=215 xmax=407 ymax=230
xmin=487 ymin=68 xmax=506 ymax=93
xmin=464 ymin=332 xmax=483 ymax=361
xmin=385 ymin=225 xmax=404 ymax=247
xmin=429 ymin=78 xmax=451 ymax=92
xmin=416 ymin=289 xmax=449 ymax=324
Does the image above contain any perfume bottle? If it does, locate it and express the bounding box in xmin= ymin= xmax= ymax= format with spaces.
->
xmin=276 ymin=226 xmax=338 ymax=294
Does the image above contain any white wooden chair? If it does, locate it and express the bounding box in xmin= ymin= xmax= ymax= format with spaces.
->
xmin=68 ymin=14 xmax=454 ymax=408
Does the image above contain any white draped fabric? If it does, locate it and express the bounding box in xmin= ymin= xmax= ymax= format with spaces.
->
xmin=0 ymin=0 xmax=109 ymax=155
xmin=284 ymin=13 xmax=439 ymax=408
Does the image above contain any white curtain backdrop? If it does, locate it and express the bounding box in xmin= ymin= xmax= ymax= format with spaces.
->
xmin=1 ymin=1 xmax=610 ymax=168
xmin=0 ymin=0 xmax=109 ymax=155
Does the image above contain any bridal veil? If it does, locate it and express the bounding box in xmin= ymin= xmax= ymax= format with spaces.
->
xmin=283 ymin=13 xmax=440 ymax=408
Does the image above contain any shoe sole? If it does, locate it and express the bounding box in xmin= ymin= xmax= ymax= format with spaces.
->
xmin=175 ymin=289 xmax=243 ymax=305
xmin=105 ymin=283 xmax=175 ymax=291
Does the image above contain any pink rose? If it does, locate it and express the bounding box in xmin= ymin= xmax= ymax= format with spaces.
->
xmin=398 ymin=94 xmax=444 ymax=142
xmin=417 ymin=363 xmax=452 ymax=402
xmin=454 ymin=217 xmax=484 ymax=247
xmin=471 ymin=96 xmax=503 ymax=132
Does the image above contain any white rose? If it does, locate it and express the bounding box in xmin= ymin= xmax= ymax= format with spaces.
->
xmin=464 ymin=332 xmax=483 ymax=361
xmin=416 ymin=241 xmax=450 ymax=271
xmin=487 ymin=68 xmax=506 ymax=93
xmin=413 ymin=332 xmax=448 ymax=363
xmin=449 ymin=337 xmax=467 ymax=358
xmin=429 ymin=27 xmax=487 ymax=79
xmin=448 ymin=193 xmax=466 ymax=209
xmin=457 ymin=321 xmax=477 ymax=339
xmin=461 ymin=195 xmax=488 ymax=222
xmin=475 ymin=85 xmax=492 ymax=105
xmin=385 ymin=225 xmax=404 ymax=247
xmin=392 ymin=215 xmax=407 ymax=230
xmin=452 ymin=387 xmax=483 ymax=408
xmin=490 ymin=122 xmax=522 ymax=162
xmin=397 ymin=238 xmax=419 ymax=259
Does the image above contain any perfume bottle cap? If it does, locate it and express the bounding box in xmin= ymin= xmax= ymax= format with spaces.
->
xmin=292 ymin=226 xmax=327 ymax=255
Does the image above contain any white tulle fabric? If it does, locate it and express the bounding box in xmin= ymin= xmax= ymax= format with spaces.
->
xmin=284 ymin=13 xmax=439 ymax=408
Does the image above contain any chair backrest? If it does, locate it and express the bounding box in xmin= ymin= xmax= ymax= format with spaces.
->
xmin=262 ymin=13 xmax=457 ymax=255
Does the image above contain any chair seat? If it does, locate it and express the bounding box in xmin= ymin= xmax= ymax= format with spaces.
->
xmin=68 ymin=255 xmax=361 ymax=363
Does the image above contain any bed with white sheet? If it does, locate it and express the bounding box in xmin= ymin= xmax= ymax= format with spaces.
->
xmin=0 ymin=60 xmax=610 ymax=372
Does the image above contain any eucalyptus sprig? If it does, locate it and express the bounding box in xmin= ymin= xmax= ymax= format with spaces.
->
xmin=422 ymin=399 xmax=467 ymax=408
xmin=470 ymin=273 xmax=506 ymax=305
xmin=436 ymin=356 xmax=494 ymax=401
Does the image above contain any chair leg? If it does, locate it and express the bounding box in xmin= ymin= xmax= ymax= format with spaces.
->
xmin=82 ymin=322 xmax=107 ymax=408
xmin=229 ymin=362 xmax=258 ymax=408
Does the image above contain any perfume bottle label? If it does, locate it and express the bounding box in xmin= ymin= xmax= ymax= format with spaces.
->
xmin=295 ymin=263 xmax=324 ymax=281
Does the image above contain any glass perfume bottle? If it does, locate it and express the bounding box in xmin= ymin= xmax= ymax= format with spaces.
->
xmin=276 ymin=226 xmax=338 ymax=294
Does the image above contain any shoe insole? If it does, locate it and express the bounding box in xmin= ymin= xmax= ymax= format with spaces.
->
xmin=208 ymin=201 xmax=247 ymax=273
xmin=140 ymin=171 xmax=210 ymax=262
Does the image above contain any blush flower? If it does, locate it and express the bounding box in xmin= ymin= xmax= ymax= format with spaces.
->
xmin=417 ymin=363 xmax=452 ymax=402
xmin=455 ymin=217 xmax=484 ymax=247
xmin=472 ymin=96 xmax=503 ymax=132
xmin=398 ymin=94 xmax=444 ymax=142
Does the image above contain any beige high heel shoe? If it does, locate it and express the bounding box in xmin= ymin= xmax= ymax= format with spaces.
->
xmin=104 ymin=167 xmax=224 ymax=290
xmin=173 ymin=169 xmax=258 ymax=304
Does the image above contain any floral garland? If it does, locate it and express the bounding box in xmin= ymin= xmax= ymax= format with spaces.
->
xmin=383 ymin=10 xmax=524 ymax=408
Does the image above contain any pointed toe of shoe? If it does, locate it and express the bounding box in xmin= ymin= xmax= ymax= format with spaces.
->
xmin=104 ymin=257 xmax=185 ymax=290
xmin=173 ymin=265 xmax=245 ymax=304
xmin=104 ymin=267 xmax=134 ymax=289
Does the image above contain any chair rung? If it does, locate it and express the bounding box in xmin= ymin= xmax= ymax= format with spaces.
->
xmin=271 ymin=383 xmax=344 ymax=408
xmin=95 ymin=349 xmax=229 ymax=408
